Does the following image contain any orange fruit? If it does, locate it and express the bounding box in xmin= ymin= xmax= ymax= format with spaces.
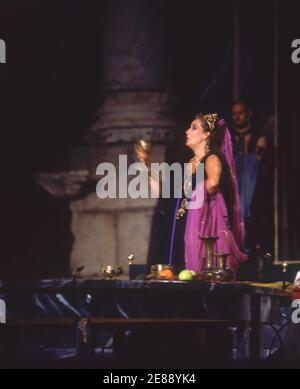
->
xmin=159 ymin=269 xmax=174 ymax=280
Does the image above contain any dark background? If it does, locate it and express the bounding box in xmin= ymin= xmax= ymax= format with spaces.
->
xmin=0 ymin=0 xmax=299 ymax=277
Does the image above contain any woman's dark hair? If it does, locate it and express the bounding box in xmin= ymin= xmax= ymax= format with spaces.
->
xmin=195 ymin=113 xmax=226 ymax=152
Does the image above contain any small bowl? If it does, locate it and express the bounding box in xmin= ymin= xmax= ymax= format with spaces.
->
xmin=100 ymin=265 xmax=124 ymax=279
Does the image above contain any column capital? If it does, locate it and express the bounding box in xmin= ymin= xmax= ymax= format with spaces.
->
xmin=87 ymin=91 xmax=177 ymax=145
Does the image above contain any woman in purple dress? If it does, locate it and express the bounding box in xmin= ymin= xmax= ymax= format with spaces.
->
xmin=146 ymin=113 xmax=248 ymax=274
xmin=181 ymin=113 xmax=248 ymax=273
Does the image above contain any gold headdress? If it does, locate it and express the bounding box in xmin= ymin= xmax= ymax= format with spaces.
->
xmin=202 ymin=113 xmax=219 ymax=131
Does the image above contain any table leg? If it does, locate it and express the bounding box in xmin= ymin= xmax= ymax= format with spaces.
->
xmin=113 ymin=328 xmax=126 ymax=367
xmin=250 ymin=295 xmax=263 ymax=361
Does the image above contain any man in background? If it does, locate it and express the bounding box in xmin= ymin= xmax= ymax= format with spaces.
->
xmin=231 ymin=101 xmax=274 ymax=279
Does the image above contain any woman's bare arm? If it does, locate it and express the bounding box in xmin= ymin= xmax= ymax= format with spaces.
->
xmin=205 ymin=154 xmax=222 ymax=194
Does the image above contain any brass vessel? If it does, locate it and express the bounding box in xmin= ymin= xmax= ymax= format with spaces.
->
xmin=100 ymin=265 xmax=124 ymax=279
xmin=197 ymin=237 xmax=234 ymax=282
xmin=199 ymin=236 xmax=219 ymax=280
xmin=213 ymin=253 xmax=234 ymax=282
xmin=135 ymin=140 xmax=153 ymax=154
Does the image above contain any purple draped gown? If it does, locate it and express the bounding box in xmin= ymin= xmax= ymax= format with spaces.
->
xmin=168 ymin=126 xmax=248 ymax=274
xmin=185 ymin=127 xmax=248 ymax=273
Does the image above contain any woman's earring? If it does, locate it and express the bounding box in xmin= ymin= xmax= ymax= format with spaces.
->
xmin=205 ymin=139 xmax=210 ymax=154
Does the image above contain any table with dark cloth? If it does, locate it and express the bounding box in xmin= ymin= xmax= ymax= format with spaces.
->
xmin=0 ymin=279 xmax=291 ymax=363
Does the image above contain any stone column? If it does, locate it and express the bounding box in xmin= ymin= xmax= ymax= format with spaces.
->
xmin=70 ymin=0 xmax=177 ymax=276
